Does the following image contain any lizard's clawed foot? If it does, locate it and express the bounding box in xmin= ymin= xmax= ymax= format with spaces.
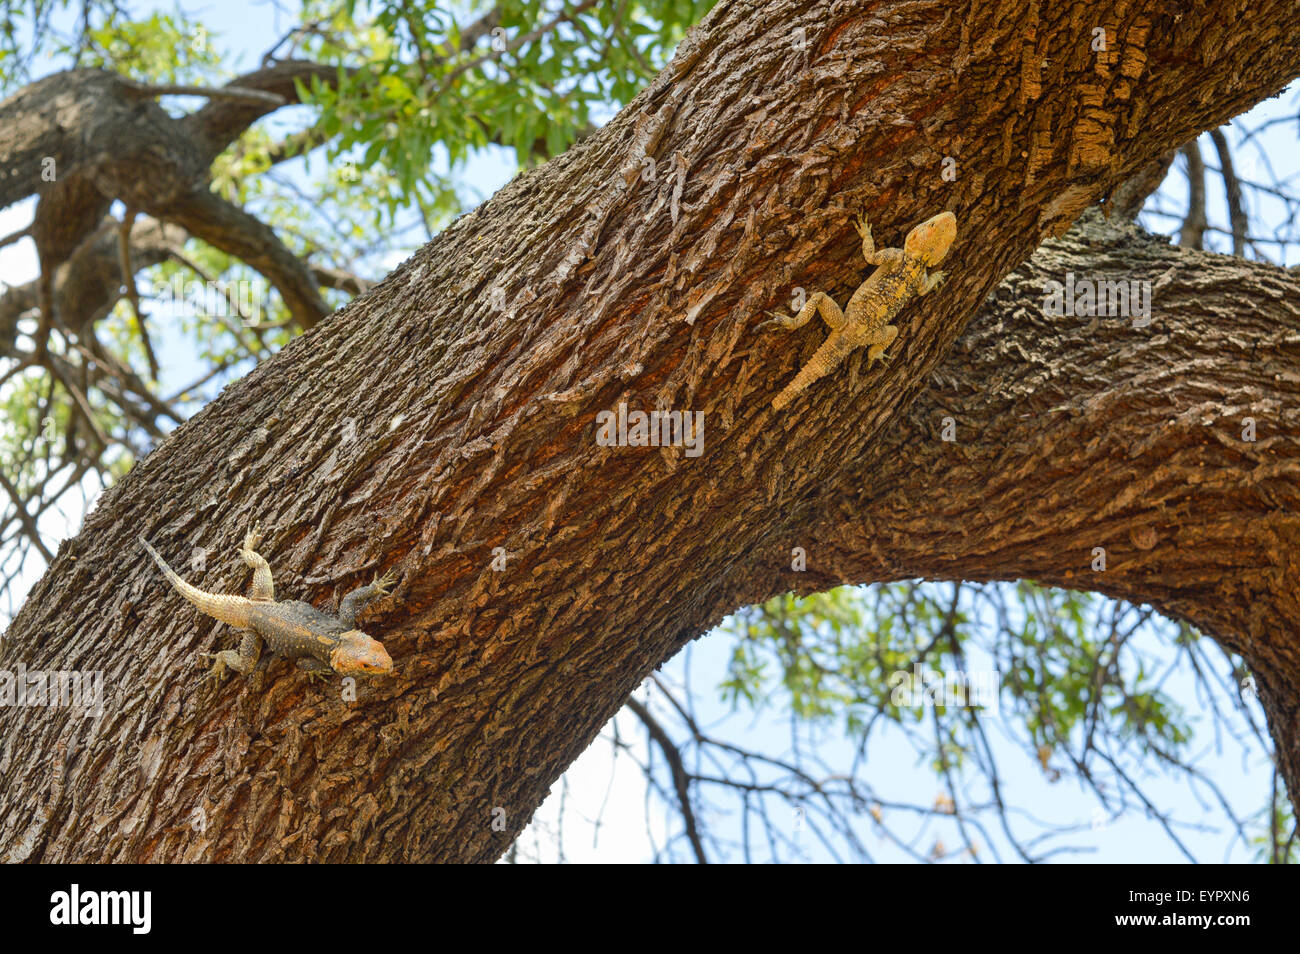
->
xmin=370 ymin=567 xmax=398 ymax=597
xmin=855 ymin=212 xmax=872 ymax=242
xmin=919 ymin=270 xmax=947 ymax=296
xmin=758 ymin=310 xmax=795 ymax=332
xmin=295 ymin=657 xmax=335 ymax=684
xmin=199 ymin=652 xmax=230 ymax=687
xmin=241 ymin=522 xmax=262 ymax=554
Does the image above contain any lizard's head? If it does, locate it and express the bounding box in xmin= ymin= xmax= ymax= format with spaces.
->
xmin=904 ymin=211 xmax=957 ymax=266
xmin=330 ymin=631 xmax=395 ymax=676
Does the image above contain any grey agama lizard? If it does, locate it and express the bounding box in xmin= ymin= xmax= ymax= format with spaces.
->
xmin=139 ymin=525 xmax=395 ymax=682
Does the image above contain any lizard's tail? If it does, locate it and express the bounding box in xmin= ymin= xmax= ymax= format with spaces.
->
xmin=772 ymin=338 xmax=847 ymax=410
xmin=771 ymin=380 xmax=802 ymax=411
xmin=138 ymin=537 xmax=252 ymax=629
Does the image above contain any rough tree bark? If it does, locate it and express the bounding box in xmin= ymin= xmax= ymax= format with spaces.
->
xmin=1 ymin=0 xmax=1298 ymax=862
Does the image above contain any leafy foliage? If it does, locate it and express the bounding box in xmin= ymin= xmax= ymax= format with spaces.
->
xmin=301 ymin=1 xmax=713 ymax=221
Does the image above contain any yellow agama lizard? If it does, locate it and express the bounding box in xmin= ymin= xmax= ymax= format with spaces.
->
xmin=764 ymin=210 xmax=957 ymax=410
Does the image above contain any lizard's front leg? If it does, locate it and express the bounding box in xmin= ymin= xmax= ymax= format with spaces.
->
xmin=239 ymin=523 xmax=275 ymax=602
xmin=919 ymin=270 xmax=946 ymax=296
xmin=338 ymin=567 xmax=398 ymax=628
xmin=856 ymin=213 xmax=905 ymax=270
xmin=295 ymin=656 xmax=334 ymax=685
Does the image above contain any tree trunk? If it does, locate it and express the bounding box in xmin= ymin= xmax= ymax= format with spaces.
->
xmin=2 ymin=0 xmax=1298 ymax=862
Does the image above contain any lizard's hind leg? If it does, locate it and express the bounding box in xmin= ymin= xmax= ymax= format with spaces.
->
xmin=239 ymin=522 xmax=275 ymax=602
xmin=202 ymin=631 xmax=263 ymax=684
xmin=759 ymin=292 xmax=845 ymax=333
xmin=865 ymin=325 xmax=900 ymax=368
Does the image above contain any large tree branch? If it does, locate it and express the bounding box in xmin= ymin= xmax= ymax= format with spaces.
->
xmin=179 ymin=61 xmax=351 ymax=160
xmin=2 ymin=214 xmax=368 ymax=349
xmin=151 ymin=187 xmax=329 ymax=328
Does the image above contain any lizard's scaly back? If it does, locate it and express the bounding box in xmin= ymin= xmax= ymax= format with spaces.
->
xmin=138 ymin=537 xmax=253 ymax=629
